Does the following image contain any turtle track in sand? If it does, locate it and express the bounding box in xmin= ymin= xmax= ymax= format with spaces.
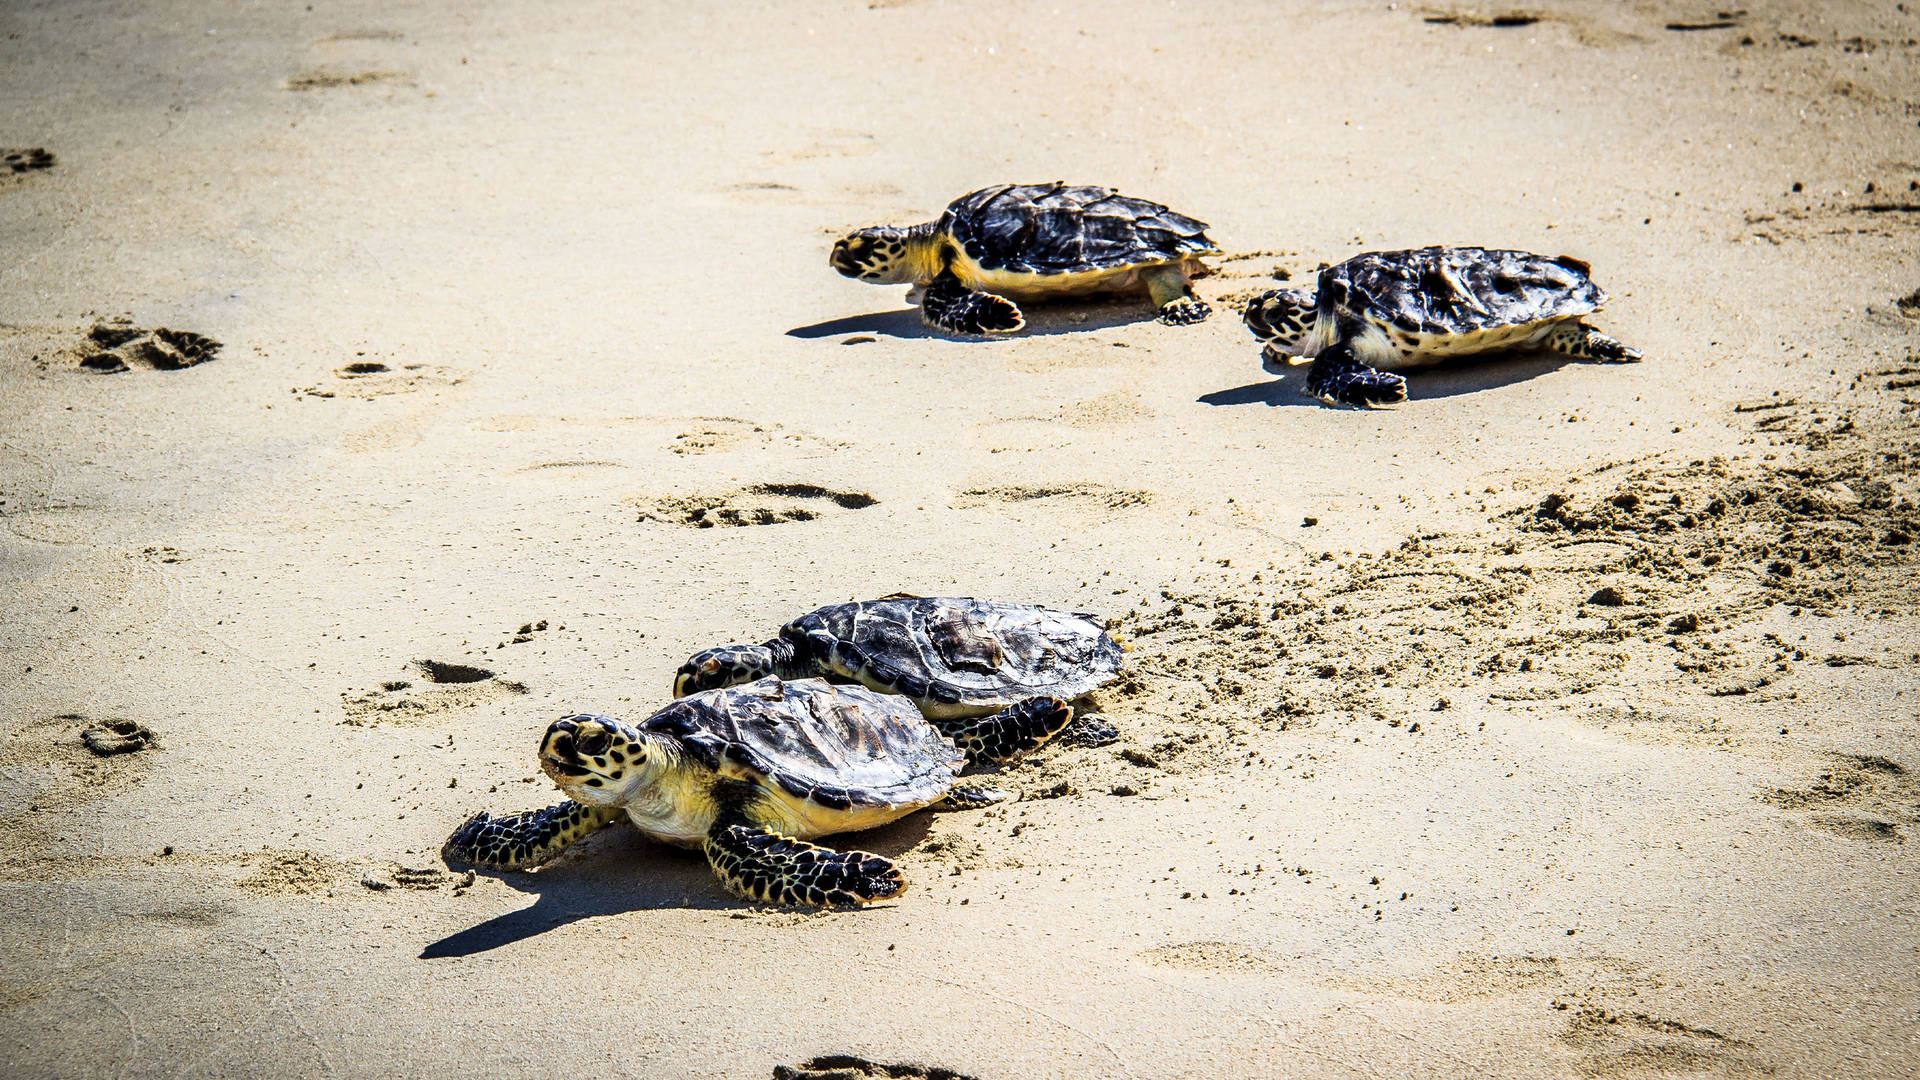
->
xmin=1103 ymin=379 xmax=1919 ymax=823
xmin=632 ymin=483 xmax=876 ymax=528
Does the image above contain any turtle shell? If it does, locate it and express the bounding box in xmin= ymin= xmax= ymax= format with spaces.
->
xmin=938 ymin=182 xmax=1218 ymax=276
xmin=644 ymin=677 xmax=963 ymax=811
xmin=783 ymin=597 xmax=1124 ymax=714
xmin=1320 ymin=246 xmax=1606 ymax=338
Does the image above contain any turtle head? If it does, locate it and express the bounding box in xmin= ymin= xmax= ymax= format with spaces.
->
xmin=831 ymin=227 xmax=922 ymax=284
xmin=674 ymin=644 xmax=778 ymax=698
xmin=539 ymin=714 xmax=661 ymax=806
xmin=1243 ymin=287 xmax=1319 ymax=357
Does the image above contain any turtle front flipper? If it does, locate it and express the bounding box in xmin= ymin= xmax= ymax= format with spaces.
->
xmin=1057 ymin=709 xmax=1120 ymax=748
xmin=703 ymin=821 xmax=904 ymax=906
xmin=442 ymin=800 xmax=621 ymax=871
xmin=1544 ymin=321 xmax=1642 ymax=363
xmin=1144 ymin=264 xmax=1211 ymax=325
xmin=1244 ymin=287 xmax=1319 ymax=358
xmin=921 ymin=270 xmax=1023 ymax=335
xmin=1305 ymin=343 xmax=1408 ymax=409
xmin=934 ymin=696 xmax=1072 ymax=764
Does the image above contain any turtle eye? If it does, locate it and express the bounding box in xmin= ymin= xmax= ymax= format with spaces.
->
xmin=574 ymin=730 xmax=610 ymax=757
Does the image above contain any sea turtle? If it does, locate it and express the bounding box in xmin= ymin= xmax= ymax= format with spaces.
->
xmin=1242 ymin=246 xmax=1642 ymax=408
xmin=673 ymin=596 xmax=1124 ymax=745
xmin=830 ymin=182 xmax=1221 ymax=334
xmin=443 ymin=677 xmax=1070 ymax=906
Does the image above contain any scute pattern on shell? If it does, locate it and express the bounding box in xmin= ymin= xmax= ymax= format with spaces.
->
xmin=644 ymin=678 xmax=964 ymax=810
xmin=1321 ymin=246 xmax=1606 ymax=338
xmin=939 ymin=182 xmax=1218 ymax=275
xmin=787 ymin=597 xmax=1124 ymax=708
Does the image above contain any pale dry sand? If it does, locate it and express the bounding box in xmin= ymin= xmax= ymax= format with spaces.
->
xmin=3 ymin=1 xmax=1919 ymax=1077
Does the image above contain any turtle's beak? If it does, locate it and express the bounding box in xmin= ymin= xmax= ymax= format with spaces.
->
xmin=539 ymin=718 xmax=594 ymax=777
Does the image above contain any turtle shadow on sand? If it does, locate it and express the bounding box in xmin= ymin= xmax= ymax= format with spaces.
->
xmin=1199 ymin=350 xmax=1577 ymax=408
xmin=786 ymin=298 xmax=1159 ymax=341
xmin=418 ymin=815 xmax=936 ymax=959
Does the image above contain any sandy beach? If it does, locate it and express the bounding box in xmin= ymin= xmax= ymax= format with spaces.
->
xmin=3 ymin=1 xmax=1918 ymax=1077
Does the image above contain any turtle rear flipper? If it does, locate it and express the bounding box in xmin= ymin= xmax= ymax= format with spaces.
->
xmin=704 ymin=822 xmax=904 ymax=906
xmin=1545 ymin=321 xmax=1642 ymax=363
xmin=1306 ymin=344 xmax=1407 ymax=409
xmin=1144 ymin=264 xmax=1211 ymax=325
xmin=443 ymin=801 xmax=620 ymax=871
xmin=921 ymin=271 xmax=1023 ymax=335
xmin=936 ymin=784 xmax=1015 ymax=810
xmin=935 ymin=695 xmax=1072 ymax=764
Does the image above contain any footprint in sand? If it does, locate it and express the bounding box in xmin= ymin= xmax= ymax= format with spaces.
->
xmin=341 ymin=659 xmax=527 ymax=726
xmin=1417 ymin=6 xmax=1640 ymax=45
xmin=311 ymin=29 xmax=406 ymax=44
xmin=1138 ymin=940 xmax=1290 ymax=975
xmin=1056 ymin=389 xmax=1152 ymax=429
xmin=1738 ymin=182 xmax=1920 ymax=245
xmin=1556 ymin=1003 xmax=1767 ymax=1078
xmin=2 ymin=147 xmax=55 ymax=177
xmin=235 ymin=850 xmax=347 ymax=896
xmin=762 ymin=130 xmax=878 ymax=163
xmin=81 ymin=718 xmax=156 ymax=757
xmin=632 ymin=483 xmax=876 ymax=528
xmin=230 ymin=850 xmax=469 ymax=897
xmin=665 ymin=417 xmax=846 ymax=457
xmin=773 ymin=1057 xmax=981 ymax=1080
xmin=0 ymin=714 xmax=158 ymax=821
xmin=1332 ymin=953 xmax=1646 ymax=1004
xmin=71 ymin=318 xmax=220 ymax=372
xmin=719 ymin=181 xmax=805 ymax=204
xmin=1210 ymin=249 xmax=1302 ymax=282
xmin=1420 ymin=7 xmax=1545 ymax=27
xmin=298 ymin=359 xmax=462 ymax=399
xmin=953 ymin=483 xmax=1151 ymax=519
xmin=1762 ymin=752 xmax=1913 ymax=842
xmin=283 ymin=69 xmax=411 ymax=91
